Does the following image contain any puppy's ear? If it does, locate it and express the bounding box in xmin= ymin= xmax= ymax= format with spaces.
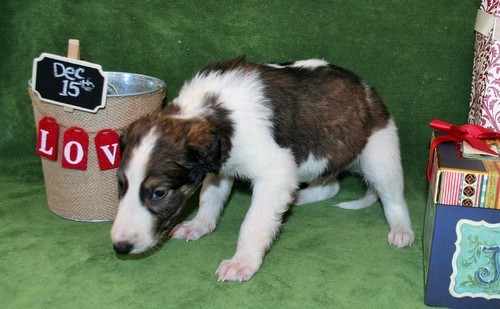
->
xmin=184 ymin=119 xmax=221 ymax=183
xmin=185 ymin=120 xmax=213 ymax=150
xmin=118 ymin=129 xmax=128 ymax=154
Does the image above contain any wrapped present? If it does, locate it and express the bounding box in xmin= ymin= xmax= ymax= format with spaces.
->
xmin=424 ymin=140 xmax=500 ymax=308
xmin=424 ymin=120 xmax=500 ymax=307
xmin=427 ymin=120 xmax=500 ymax=208
xmin=424 ymin=199 xmax=500 ymax=308
xmin=469 ymin=0 xmax=500 ymax=132
xmin=429 ymin=140 xmax=500 ymax=209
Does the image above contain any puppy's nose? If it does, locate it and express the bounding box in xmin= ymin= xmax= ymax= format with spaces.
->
xmin=113 ymin=241 xmax=133 ymax=254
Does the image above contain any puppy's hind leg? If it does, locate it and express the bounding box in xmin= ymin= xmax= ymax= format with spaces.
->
xmin=172 ymin=174 xmax=234 ymax=241
xmin=360 ymin=119 xmax=414 ymax=248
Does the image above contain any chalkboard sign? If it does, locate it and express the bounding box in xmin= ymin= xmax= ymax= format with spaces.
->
xmin=32 ymin=53 xmax=107 ymax=113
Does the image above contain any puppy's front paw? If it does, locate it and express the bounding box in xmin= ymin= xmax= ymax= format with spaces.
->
xmin=388 ymin=226 xmax=414 ymax=248
xmin=170 ymin=219 xmax=215 ymax=241
xmin=216 ymin=256 xmax=261 ymax=282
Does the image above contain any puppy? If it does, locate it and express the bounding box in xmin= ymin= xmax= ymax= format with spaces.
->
xmin=110 ymin=57 xmax=414 ymax=282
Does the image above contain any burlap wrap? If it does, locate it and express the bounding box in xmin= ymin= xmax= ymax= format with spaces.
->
xmin=29 ymin=73 xmax=165 ymax=221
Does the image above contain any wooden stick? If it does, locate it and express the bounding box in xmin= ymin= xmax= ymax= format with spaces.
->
xmin=63 ymin=39 xmax=80 ymax=112
xmin=68 ymin=39 xmax=80 ymax=60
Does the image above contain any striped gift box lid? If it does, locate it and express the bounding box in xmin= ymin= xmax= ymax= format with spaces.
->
xmin=430 ymin=142 xmax=500 ymax=209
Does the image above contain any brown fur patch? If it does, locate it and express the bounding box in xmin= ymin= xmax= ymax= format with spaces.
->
xmin=199 ymin=56 xmax=254 ymax=76
xmin=184 ymin=118 xmax=214 ymax=149
xmin=256 ymin=63 xmax=390 ymax=174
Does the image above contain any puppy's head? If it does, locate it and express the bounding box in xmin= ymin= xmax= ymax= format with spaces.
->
xmin=111 ymin=111 xmax=221 ymax=255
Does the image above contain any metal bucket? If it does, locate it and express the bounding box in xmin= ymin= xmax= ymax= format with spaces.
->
xmin=29 ymin=72 xmax=166 ymax=221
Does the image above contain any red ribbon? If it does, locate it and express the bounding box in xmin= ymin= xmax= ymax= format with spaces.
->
xmin=427 ymin=120 xmax=500 ymax=181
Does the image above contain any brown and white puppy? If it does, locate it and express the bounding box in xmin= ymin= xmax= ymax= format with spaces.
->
xmin=110 ymin=57 xmax=414 ymax=282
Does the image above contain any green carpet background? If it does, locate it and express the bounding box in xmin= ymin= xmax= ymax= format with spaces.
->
xmin=0 ymin=1 xmax=478 ymax=308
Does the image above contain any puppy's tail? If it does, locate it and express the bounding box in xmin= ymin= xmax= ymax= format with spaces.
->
xmin=335 ymin=187 xmax=378 ymax=210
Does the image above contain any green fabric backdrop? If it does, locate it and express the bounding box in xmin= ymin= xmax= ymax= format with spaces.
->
xmin=0 ymin=1 xmax=478 ymax=308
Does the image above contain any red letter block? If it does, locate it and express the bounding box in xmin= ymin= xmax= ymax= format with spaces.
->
xmin=62 ymin=127 xmax=89 ymax=170
xmin=95 ymin=129 xmax=121 ymax=171
xmin=36 ymin=117 xmax=59 ymax=160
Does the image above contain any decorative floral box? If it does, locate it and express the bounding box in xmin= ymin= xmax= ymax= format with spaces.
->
xmin=424 ymin=142 xmax=500 ymax=308
xmin=469 ymin=0 xmax=500 ymax=132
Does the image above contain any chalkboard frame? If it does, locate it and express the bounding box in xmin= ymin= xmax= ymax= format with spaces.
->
xmin=32 ymin=53 xmax=108 ymax=113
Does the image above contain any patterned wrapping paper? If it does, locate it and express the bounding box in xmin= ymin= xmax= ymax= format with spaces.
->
xmin=469 ymin=0 xmax=500 ymax=133
xmin=430 ymin=142 xmax=500 ymax=209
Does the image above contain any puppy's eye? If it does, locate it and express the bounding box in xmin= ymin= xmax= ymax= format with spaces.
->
xmin=150 ymin=187 xmax=168 ymax=201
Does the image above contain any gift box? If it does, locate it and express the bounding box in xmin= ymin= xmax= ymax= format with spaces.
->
xmin=424 ymin=142 xmax=500 ymax=308
xmin=429 ymin=142 xmax=500 ymax=209
xmin=469 ymin=0 xmax=500 ymax=132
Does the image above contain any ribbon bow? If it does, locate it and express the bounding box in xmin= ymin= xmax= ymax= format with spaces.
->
xmin=427 ymin=119 xmax=500 ymax=181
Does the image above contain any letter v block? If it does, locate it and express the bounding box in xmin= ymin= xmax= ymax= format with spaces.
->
xmin=95 ymin=129 xmax=121 ymax=171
